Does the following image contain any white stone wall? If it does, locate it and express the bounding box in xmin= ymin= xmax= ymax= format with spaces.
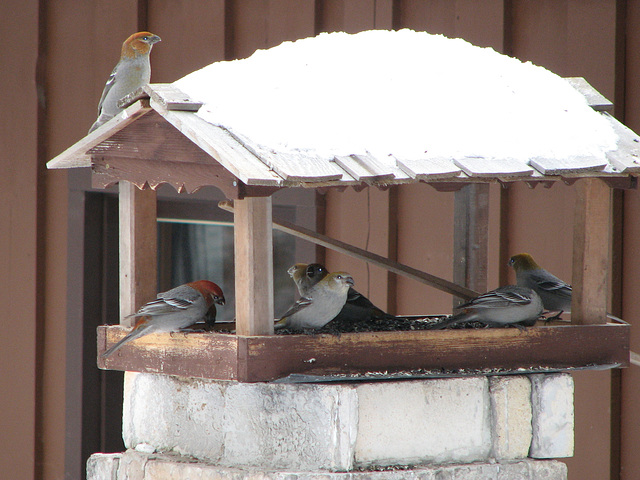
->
xmin=88 ymin=451 xmax=568 ymax=480
xmin=116 ymin=372 xmax=574 ymax=473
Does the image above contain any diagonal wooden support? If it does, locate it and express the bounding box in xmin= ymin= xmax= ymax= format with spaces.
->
xmin=119 ymin=182 xmax=157 ymax=325
xmin=234 ymin=196 xmax=274 ymax=335
xmin=219 ymin=201 xmax=479 ymax=300
xmin=572 ymin=178 xmax=611 ymax=324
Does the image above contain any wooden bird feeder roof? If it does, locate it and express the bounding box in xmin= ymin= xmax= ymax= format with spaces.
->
xmin=48 ymin=79 xmax=639 ymax=197
xmin=47 ymin=77 xmax=633 ymax=383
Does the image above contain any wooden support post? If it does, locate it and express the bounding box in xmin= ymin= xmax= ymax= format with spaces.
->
xmin=572 ymin=178 xmax=611 ymax=324
xmin=453 ymin=183 xmax=489 ymax=307
xmin=234 ymin=196 xmax=274 ymax=336
xmin=119 ymin=182 xmax=158 ymax=325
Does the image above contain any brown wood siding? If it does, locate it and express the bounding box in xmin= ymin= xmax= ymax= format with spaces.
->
xmin=2 ymin=2 xmax=640 ymax=479
xmin=621 ymin=1 xmax=640 ymax=479
xmin=0 ymin=2 xmax=41 ymax=479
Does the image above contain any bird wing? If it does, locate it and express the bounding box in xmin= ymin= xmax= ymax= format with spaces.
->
xmin=536 ymin=278 xmax=572 ymax=295
xmin=130 ymin=285 xmax=202 ymax=317
xmin=96 ymin=65 xmax=118 ymax=116
xmin=346 ymin=287 xmax=376 ymax=308
xmin=279 ymin=296 xmax=313 ymax=319
xmin=130 ymin=297 xmax=191 ymax=317
xmin=459 ymin=288 xmax=533 ymax=310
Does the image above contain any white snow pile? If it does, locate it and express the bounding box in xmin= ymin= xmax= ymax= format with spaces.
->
xmin=175 ymin=29 xmax=617 ymax=163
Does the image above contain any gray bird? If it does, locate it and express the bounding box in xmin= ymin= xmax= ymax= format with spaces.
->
xmin=428 ymin=285 xmax=543 ymax=329
xmin=90 ymin=32 xmax=161 ymax=133
xmin=276 ymin=272 xmax=354 ymax=330
xmin=102 ymin=280 xmax=224 ymax=358
xmin=508 ymin=253 xmax=572 ymax=318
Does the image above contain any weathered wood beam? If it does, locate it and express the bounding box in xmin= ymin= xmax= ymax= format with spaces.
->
xmin=119 ymin=182 xmax=158 ymax=324
xmin=234 ymin=196 xmax=274 ymax=335
xmin=97 ymin=321 xmax=630 ymax=382
xmin=453 ymin=184 xmax=489 ymax=307
xmin=572 ymin=178 xmax=611 ymax=324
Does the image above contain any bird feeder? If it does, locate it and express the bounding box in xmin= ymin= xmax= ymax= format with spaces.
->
xmin=48 ymin=73 xmax=632 ymax=382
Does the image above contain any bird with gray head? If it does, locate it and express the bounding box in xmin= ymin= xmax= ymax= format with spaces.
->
xmin=277 ymin=271 xmax=354 ymax=331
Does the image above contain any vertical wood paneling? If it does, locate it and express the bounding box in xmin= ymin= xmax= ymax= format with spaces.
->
xmin=148 ymin=0 xmax=226 ymax=82
xmin=317 ymin=0 xmax=377 ymax=33
xmin=0 ymin=3 xmax=40 ymax=479
xmin=396 ymin=0 xmax=456 ymax=36
xmin=511 ymin=1 xmax=569 ymax=75
xmin=620 ymin=2 xmax=640 ymax=478
xmin=396 ymin=0 xmax=505 ymax=50
xmin=621 ymin=188 xmax=640 ymax=480
xmin=227 ymin=0 xmax=316 ymax=59
xmin=566 ymin=1 xmax=617 ymax=99
xmin=395 ymin=184 xmax=455 ymax=315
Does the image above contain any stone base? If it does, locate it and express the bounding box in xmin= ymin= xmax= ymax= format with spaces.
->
xmin=87 ymin=451 xmax=568 ymax=480
xmin=122 ymin=373 xmax=574 ymax=471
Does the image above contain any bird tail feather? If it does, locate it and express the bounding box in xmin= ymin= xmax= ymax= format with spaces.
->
xmin=101 ymin=324 xmax=153 ymax=359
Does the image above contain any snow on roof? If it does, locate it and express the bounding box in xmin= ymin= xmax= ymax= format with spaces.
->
xmin=49 ymin=29 xmax=640 ymax=191
xmin=175 ymin=29 xmax=618 ymax=166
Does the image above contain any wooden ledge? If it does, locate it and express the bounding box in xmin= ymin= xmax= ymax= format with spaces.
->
xmin=97 ymin=320 xmax=629 ymax=382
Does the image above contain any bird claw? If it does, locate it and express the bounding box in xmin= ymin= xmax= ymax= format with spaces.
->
xmin=543 ymin=311 xmax=564 ymax=324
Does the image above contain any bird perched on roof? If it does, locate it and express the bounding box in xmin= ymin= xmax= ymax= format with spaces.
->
xmin=101 ymin=280 xmax=224 ymax=358
xmin=508 ymin=253 xmax=572 ymax=319
xmin=276 ymin=271 xmax=354 ymax=330
xmin=288 ymin=263 xmax=397 ymax=323
xmin=89 ymin=31 xmax=161 ymax=133
xmin=427 ymin=285 xmax=543 ymax=330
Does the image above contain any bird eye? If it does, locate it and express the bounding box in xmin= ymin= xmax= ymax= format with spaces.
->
xmin=336 ymin=275 xmax=342 ymax=279
xmin=142 ymin=36 xmax=149 ymax=41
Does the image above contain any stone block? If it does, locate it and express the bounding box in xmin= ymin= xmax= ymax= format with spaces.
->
xmin=87 ymin=451 xmax=567 ymax=480
xmin=527 ymin=458 xmax=568 ymax=480
xmin=354 ymin=377 xmax=491 ymax=466
xmin=123 ymin=372 xmax=358 ymax=471
xmin=489 ymin=376 xmax=533 ymax=460
xmin=221 ymin=379 xmax=358 ymax=470
xmin=123 ymin=372 xmax=227 ymax=460
xmin=116 ymin=450 xmax=150 ymax=480
xmin=86 ymin=453 xmax=120 ymax=480
xmin=529 ymin=374 xmax=574 ymax=458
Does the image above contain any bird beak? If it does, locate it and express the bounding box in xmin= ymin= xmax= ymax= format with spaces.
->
xmin=287 ymin=266 xmax=296 ymax=277
xmin=216 ymin=297 xmax=226 ymax=306
xmin=149 ymin=35 xmax=161 ymax=44
xmin=346 ymin=277 xmax=355 ymax=287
